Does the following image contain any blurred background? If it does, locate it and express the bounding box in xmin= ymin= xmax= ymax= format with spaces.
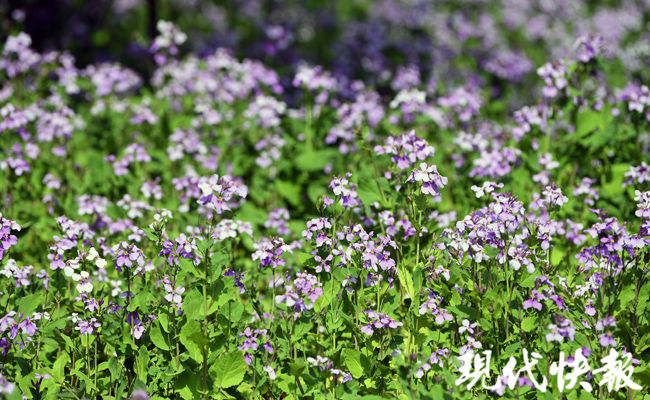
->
xmin=1 ymin=0 xmax=649 ymax=99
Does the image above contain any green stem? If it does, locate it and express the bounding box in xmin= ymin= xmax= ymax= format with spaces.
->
xmin=86 ymin=335 xmax=91 ymax=394
xmin=305 ymin=103 xmax=313 ymax=152
xmin=202 ymin=249 xmax=210 ymax=400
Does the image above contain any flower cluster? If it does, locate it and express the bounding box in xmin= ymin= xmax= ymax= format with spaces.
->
xmin=252 ymin=238 xmax=293 ymax=269
xmin=275 ymin=272 xmax=323 ymax=318
xmin=150 ymin=21 xmax=187 ymax=65
xmin=307 ymin=355 xmax=353 ymax=383
xmin=0 ymin=214 xmax=20 ymax=261
xmin=419 ymin=289 xmax=453 ymax=324
xmin=161 ymin=276 xmax=184 ymax=315
xmin=374 ymin=130 xmax=435 ymax=170
xmin=406 ymin=163 xmax=448 ymax=198
xmin=112 ymin=242 xmax=146 ymax=272
xmin=360 ymin=310 xmax=403 ymax=335
xmin=329 ymin=173 xmax=361 ymax=208
xmin=197 ymin=174 xmax=248 ymax=214
xmin=238 ymin=327 xmax=273 ymax=364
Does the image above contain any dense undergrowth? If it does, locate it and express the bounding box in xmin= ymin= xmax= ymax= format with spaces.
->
xmin=1 ymin=5 xmax=650 ymax=399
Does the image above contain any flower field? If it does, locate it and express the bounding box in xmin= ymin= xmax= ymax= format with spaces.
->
xmin=1 ymin=1 xmax=650 ymax=399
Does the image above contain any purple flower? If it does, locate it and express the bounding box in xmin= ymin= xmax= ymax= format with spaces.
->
xmin=197 ymin=174 xmax=248 ymax=214
xmin=406 ymin=162 xmax=448 ymax=197
xmin=113 ymin=241 xmax=146 ymax=272
xmin=438 ymin=86 xmax=482 ymax=122
xmin=75 ymin=318 xmax=101 ymax=335
xmin=159 ymin=234 xmax=197 ymax=266
xmin=127 ymin=311 xmax=146 ymax=339
xmin=574 ymin=34 xmax=604 ymax=63
xmin=624 ymin=162 xmax=650 ymax=186
xmin=129 ymin=389 xmax=150 ymax=400
xmin=265 ymin=208 xmax=290 ymax=236
xmin=542 ymin=184 xmax=568 ymax=208
xmin=537 ymin=61 xmax=568 ymax=98
xmin=374 ymin=130 xmax=435 ymax=170
xmin=545 ymin=316 xmax=576 ymax=343
xmin=329 ymin=173 xmax=361 ymax=208
xmin=238 ymin=327 xmax=272 ymax=364
xmin=263 ymin=365 xmax=277 ymax=380
xmin=634 ymin=190 xmax=650 ymax=219
xmin=523 ymin=298 xmax=542 ymax=311
xmin=162 ymin=276 xmax=185 ymax=314
xmin=0 ymin=372 xmax=14 ymax=394
xmin=223 ymin=269 xmax=246 ymax=294
xmin=314 ymin=254 xmax=332 ymax=273
xmin=252 ymin=237 xmax=292 ymax=269
xmin=275 ymin=272 xmax=323 ymax=318
xmin=419 ymin=289 xmax=453 ymax=324
xmin=0 ymin=33 xmax=39 ymax=78
xmin=150 ymin=20 xmax=186 ymax=66
xmin=361 ymin=310 xmax=402 ymax=335
xmin=0 ymin=214 xmax=20 ymax=261
xmin=599 ymin=333 xmax=617 ymax=347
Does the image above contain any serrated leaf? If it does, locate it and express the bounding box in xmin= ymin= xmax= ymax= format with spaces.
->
xmin=521 ymin=316 xmax=538 ymax=332
xmin=138 ymin=346 xmax=150 ymax=384
xmin=210 ymin=351 xmax=247 ymax=388
xmin=16 ymin=293 xmax=41 ymax=315
xmin=397 ymin=264 xmax=415 ymax=300
xmin=343 ymin=349 xmax=370 ymax=379
xmin=174 ymin=370 xmax=201 ymax=400
xmin=314 ymin=280 xmax=333 ymax=313
xmin=179 ymin=320 xmax=204 ymax=363
xmin=150 ymin=321 xmax=170 ymax=351
xmin=575 ymin=110 xmax=605 ymax=138
xmin=52 ymin=353 xmax=70 ymax=380
xmin=108 ymin=356 xmax=120 ymax=379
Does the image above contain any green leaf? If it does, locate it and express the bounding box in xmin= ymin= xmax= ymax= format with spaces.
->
xmin=275 ymin=180 xmax=301 ymax=206
xmin=178 ymin=258 xmax=201 ymax=279
xmin=575 ymin=110 xmax=605 ymax=138
xmin=52 ymin=352 xmax=70 ymax=381
xmin=138 ymin=346 xmax=150 ymax=384
xmin=519 ymin=274 xmax=537 ymax=288
xmin=73 ymin=370 xmax=98 ymax=392
xmin=174 ymin=370 xmax=201 ymax=400
xmin=343 ymin=349 xmax=370 ymax=379
xmin=618 ymin=284 xmax=636 ymax=310
xmin=179 ymin=320 xmax=204 ymax=363
xmin=150 ymin=321 xmax=170 ymax=351
xmin=314 ymin=280 xmax=333 ymax=313
xmin=288 ymin=362 xmax=306 ymax=377
xmin=143 ymin=227 xmax=157 ymax=241
xmin=210 ymin=351 xmax=247 ymax=388
xmin=183 ymin=289 xmax=204 ymax=320
xmin=294 ymin=149 xmax=338 ymax=171
xmin=158 ymin=313 xmax=170 ymax=333
xmin=295 ymin=252 xmax=313 ymax=265
xmin=397 ymin=264 xmax=415 ymax=301
xmin=357 ymin=177 xmax=390 ymax=207
xmin=221 ymin=301 xmax=244 ymax=323
xmin=108 ymin=356 xmax=120 ymax=379
xmin=521 ymin=316 xmax=538 ymax=332
xmin=236 ymin=202 xmax=268 ymax=225
xmin=16 ymin=293 xmax=42 ymax=315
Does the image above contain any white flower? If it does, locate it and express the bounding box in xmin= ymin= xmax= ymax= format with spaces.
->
xmin=86 ymin=247 xmax=107 ymax=268
xmin=264 ymin=365 xmax=276 ymax=380
xmin=64 ymin=258 xmax=80 ymax=277
xmin=110 ymin=280 xmax=122 ymax=297
xmin=74 ymin=271 xmax=93 ymax=293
